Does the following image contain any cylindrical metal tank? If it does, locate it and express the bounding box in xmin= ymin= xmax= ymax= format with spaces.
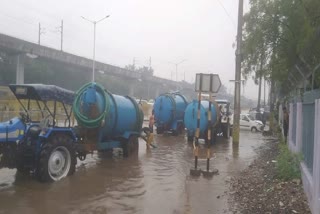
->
xmin=184 ymin=100 xmax=219 ymax=140
xmin=153 ymin=92 xmax=188 ymax=134
xmin=73 ymin=82 xmax=143 ymax=141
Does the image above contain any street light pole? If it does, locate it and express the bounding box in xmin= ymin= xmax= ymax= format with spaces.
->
xmin=176 ymin=64 xmax=178 ymax=82
xmin=81 ymin=15 xmax=110 ymax=82
xmin=170 ymin=59 xmax=186 ymax=82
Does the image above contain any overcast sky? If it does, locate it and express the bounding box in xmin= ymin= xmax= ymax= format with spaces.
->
xmin=1 ymin=0 xmax=268 ymax=100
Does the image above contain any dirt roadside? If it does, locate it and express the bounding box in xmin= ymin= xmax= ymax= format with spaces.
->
xmin=228 ymin=137 xmax=311 ymax=214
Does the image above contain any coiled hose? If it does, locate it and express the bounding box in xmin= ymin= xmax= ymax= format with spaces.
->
xmin=73 ymin=82 xmax=110 ymax=128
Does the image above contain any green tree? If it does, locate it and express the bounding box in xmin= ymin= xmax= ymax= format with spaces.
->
xmin=243 ymin=0 xmax=320 ymax=104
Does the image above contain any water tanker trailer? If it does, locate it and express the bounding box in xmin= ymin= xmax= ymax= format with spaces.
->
xmin=0 ymin=82 xmax=144 ymax=183
xmin=184 ymin=100 xmax=219 ymax=143
xmin=153 ymin=92 xmax=188 ymax=135
xmin=73 ymin=82 xmax=144 ymax=157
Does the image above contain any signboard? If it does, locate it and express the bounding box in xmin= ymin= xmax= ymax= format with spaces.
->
xmin=195 ymin=73 xmax=221 ymax=93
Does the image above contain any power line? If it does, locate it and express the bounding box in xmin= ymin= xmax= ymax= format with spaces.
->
xmin=216 ymin=0 xmax=236 ymax=27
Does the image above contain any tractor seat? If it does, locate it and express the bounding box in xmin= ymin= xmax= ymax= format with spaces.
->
xmin=29 ymin=126 xmax=41 ymax=137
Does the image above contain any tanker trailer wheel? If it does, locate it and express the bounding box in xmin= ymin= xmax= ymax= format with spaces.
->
xmin=223 ymin=123 xmax=231 ymax=139
xmin=156 ymin=127 xmax=164 ymax=135
xmin=187 ymin=135 xmax=194 ymax=142
xmin=37 ymin=134 xmax=76 ymax=182
xmin=122 ymin=136 xmax=139 ymax=157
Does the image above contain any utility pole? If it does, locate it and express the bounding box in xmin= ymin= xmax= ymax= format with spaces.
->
xmin=175 ymin=64 xmax=178 ymax=82
xmin=133 ymin=57 xmax=136 ymax=70
xmin=149 ymin=56 xmax=152 ymax=70
xmin=38 ymin=23 xmax=45 ymax=45
xmin=169 ymin=59 xmax=186 ymax=82
xmin=55 ymin=20 xmax=64 ymax=51
xmin=257 ymin=74 xmax=262 ymax=111
xmin=60 ymin=20 xmax=63 ymax=51
xmin=264 ymin=77 xmax=266 ymax=107
xmin=257 ymin=53 xmax=264 ymax=112
xmin=232 ymin=0 xmax=244 ymax=144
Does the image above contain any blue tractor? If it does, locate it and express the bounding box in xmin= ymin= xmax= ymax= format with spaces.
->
xmin=0 ymin=84 xmax=77 ymax=182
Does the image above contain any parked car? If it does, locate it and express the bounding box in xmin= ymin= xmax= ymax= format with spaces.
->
xmin=240 ymin=113 xmax=264 ymax=132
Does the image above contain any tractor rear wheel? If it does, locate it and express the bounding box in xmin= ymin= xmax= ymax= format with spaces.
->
xmin=37 ymin=134 xmax=76 ymax=182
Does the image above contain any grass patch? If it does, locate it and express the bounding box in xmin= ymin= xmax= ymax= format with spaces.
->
xmin=276 ymin=142 xmax=302 ymax=181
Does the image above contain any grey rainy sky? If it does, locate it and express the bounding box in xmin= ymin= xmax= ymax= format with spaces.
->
xmin=1 ymin=0 xmax=267 ymax=100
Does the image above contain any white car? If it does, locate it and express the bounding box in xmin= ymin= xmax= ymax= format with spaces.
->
xmin=240 ymin=113 xmax=264 ymax=132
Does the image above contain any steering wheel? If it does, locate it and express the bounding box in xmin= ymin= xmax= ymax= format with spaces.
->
xmin=40 ymin=115 xmax=52 ymax=129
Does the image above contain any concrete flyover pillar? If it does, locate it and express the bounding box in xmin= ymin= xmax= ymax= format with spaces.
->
xmin=16 ymin=54 xmax=25 ymax=84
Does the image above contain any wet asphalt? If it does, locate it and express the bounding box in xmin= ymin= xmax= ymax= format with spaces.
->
xmin=0 ymin=130 xmax=266 ymax=214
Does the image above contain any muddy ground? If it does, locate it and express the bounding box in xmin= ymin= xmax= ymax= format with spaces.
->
xmin=228 ymin=138 xmax=311 ymax=214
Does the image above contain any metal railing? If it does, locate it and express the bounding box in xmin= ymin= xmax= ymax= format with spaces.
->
xmin=292 ymin=102 xmax=297 ymax=145
xmin=301 ymin=89 xmax=320 ymax=174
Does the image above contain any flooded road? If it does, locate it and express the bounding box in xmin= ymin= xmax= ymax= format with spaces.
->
xmin=0 ymin=131 xmax=266 ymax=214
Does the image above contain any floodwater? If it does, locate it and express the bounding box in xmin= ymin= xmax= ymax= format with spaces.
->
xmin=0 ymin=131 xmax=267 ymax=214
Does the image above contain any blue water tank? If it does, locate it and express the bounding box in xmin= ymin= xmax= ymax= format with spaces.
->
xmin=153 ymin=92 xmax=188 ymax=134
xmin=184 ymin=100 xmax=218 ymax=139
xmin=73 ymin=82 xmax=143 ymax=141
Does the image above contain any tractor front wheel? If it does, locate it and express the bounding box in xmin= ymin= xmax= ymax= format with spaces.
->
xmin=37 ymin=134 xmax=76 ymax=182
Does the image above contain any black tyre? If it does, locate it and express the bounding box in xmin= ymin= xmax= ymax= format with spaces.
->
xmin=223 ymin=123 xmax=231 ymax=139
xmin=37 ymin=134 xmax=76 ymax=182
xmin=122 ymin=136 xmax=139 ymax=157
xmin=251 ymin=127 xmax=258 ymax=133
xmin=156 ymin=127 xmax=164 ymax=135
xmin=16 ymin=144 xmax=32 ymax=174
xmin=131 ymin=136 xmax=139 ymax=154
xmin=211 ymin=129 xmax=217 ymax=143
xmin=178 ymin=123 xmax=184 ymax=135
xmin=187 ymin=135 xmax=194 ymax=142
xmin=172 ymin=130 xmax=178 ymax=136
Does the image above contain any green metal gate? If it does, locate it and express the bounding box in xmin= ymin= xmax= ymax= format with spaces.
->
xmin=302 ymin=89 xmax=320 ymax=174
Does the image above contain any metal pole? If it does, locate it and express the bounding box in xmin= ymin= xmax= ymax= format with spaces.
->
xmin=264 ymin=77 xmax=266 ymax=107
xmin=38 ymin=23 xmax=41 ymax=45
xmin=206 ymin=74 xmax=213 ymax=171
xmin=81 ymin=15 xmax=110 ymax=82
xmin=176 ymin=64 xmax=178 ymax=82
xmin=61 ymin=20 xmax=63 ymax=51
xmin=257 ymin=74 xmax=262 ymax=111
xmin=92 ymin=22 xmax=96 ymax=82
xmin=295 ymin=65 xmax=306 ymax=92
xmin=312 ymin=69 xmax=315 ymax=90
xmin=149 ymin=56 xmax=152 ymax=70
xmin=232 ymin=0 xmax=244 ymax=144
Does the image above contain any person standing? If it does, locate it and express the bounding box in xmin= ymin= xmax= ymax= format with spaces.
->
xmin=283 ymin=106 xmax=289 ymax=142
